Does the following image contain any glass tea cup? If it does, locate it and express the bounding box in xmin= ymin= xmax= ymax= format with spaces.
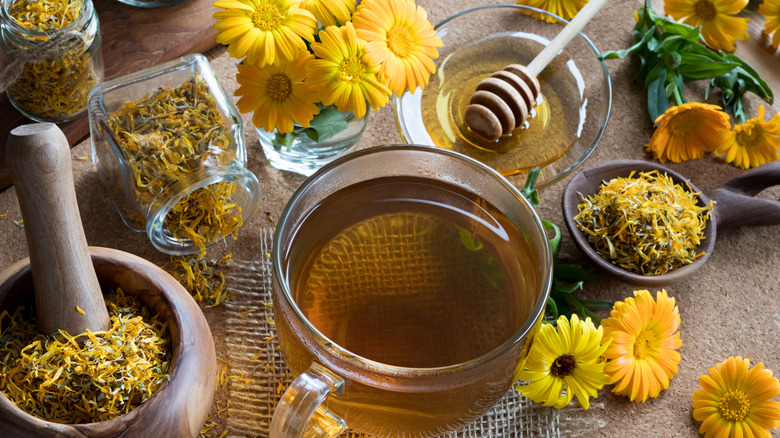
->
xmin=270 ymin=145 xmax=553 ymax=437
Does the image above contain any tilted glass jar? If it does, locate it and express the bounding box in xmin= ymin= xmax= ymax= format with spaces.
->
xmin=88 ymin=54 xmax=261 ymax=255
xmin=0 ymin=0 xmax=103 ymax=123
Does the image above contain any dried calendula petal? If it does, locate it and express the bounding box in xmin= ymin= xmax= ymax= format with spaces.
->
xmin=107 ymin=75 xmax=242 ymax=253
xmin=164 ymin=252 xmax=233 ymax=306
xmin=573 ymin=170 xmax=714 ymax=276
xmin=0 ymin=289 xmax=171 ymax=424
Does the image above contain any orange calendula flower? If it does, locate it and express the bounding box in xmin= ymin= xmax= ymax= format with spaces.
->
xmin=234 ymin=50 xmax=320 ymax=133
xmin=213 ymin=0 xmax=317 ymax=67
xmin=299 ymin=0 xmax=355 ymax=28
xmin=601 ymin=289 xmax=682 ymax=403
xmin=646 ymin=102 xmax=732 ymax=163
xmin=516 ymin=0 xmax=588 ymax=23
xmin=306 ymin=22 xmax=391 ymax=118
xmin=352 ymin=0 xmax=442 ymax=95
xmin=760 ymin=0 xmax=780 ymax=49
xmin=664 ymin=0 xmax=749 ymax=51
xmin=712 ymin=105 xmax=780 ymax=169
xmin=692 ymin=356 xmax=780 ymax=438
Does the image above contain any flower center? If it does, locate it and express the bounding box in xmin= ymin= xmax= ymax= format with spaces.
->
xmin=633 ymin=329 xmax=656 ymax=359
xmin=339 ymin=56 xmax=366 ymax=83
xmin=386 ymin=25 xmax=414 ymax=58
xmin=550 ymin=355 xmax=576 ymax=378
xmin=251 ymin=4 xmax=283 ymax=31
xmin=694 ymin=0 xmax=717 ymax=20
xmin=718 ymin=390 xmax=750 ymax=422
xmin=267 ymin=74 xmax=292 ymax=101
xmin=667 ymin=110 xmax=699 ymax=134
xmin=735 ymin=125 xmax=761 ymax=149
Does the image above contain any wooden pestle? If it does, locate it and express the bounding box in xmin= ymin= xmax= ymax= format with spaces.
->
xmin=5 ymin=123 xmax=110 ymax=336
xmin=465 ymin=0 xmax=609 ymax=141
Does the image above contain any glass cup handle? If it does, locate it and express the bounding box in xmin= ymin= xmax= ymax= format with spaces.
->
xmin=270 ymin=362 xmax=347 ymax=438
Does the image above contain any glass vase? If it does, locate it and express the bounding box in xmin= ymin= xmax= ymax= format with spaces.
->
xmin=256 ymin=105 xmax=369 ymax=176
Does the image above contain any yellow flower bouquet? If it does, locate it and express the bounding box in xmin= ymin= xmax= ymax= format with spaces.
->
xmin=212 ymin=0 xmax=442 ymax=173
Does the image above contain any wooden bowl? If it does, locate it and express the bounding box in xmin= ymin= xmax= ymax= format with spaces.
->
xmin=562 ymin=160 xmax=780 ymax=286
xmin=0 ymin=247 xmax=217 ymax=438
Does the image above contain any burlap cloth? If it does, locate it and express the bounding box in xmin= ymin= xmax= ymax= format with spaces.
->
xmin=0 ymin=0 xmax=778 ymax=437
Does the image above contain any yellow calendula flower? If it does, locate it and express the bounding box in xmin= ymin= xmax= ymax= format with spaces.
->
xmin=692 ymin=356 xmax=780 ymax=438
xmin=352 ymin=0 xmax=442 ymax=95
xmin=646 ymin=102 xmax=732 ymax=163
xmin=760 ymin=0 xmax=780 ymax=49
xmin=664 ymin=0 xmax=749 ymax=51
xmin=306 ymin=22 xmax=391 ymax=118
xmin=515 ymin=314 xmax=610 ymax=409
xmin=299 ymin=0 xmax=355 ymax=28
xmin=234 ymin=50 xmax=320 ymax=133
xmin=712 ymin=106 xmax=780 ymax=169
xmin=516 ymin=0 xmax=588 ymax=23
xmin=213 ymin=0 xmax=317 ymax=67
xmin=601 ymin=289 xmax=682 ymax=403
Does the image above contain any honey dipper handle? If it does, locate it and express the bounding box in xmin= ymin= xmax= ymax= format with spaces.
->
xmin=6 ymin=123 xmax=110 ymax=336
xmin=526 ymin=0 xmax=609 ymax=76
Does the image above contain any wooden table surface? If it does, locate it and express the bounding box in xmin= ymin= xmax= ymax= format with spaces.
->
xmin=0 ymin=1 xmax=779 ymax=437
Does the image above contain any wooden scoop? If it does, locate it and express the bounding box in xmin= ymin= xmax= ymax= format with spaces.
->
xmin=465 ymin=0 xmax=609 ymax=141
xmin=561 ymin=160 xmax=780 ymax=286
xmin=5 ymin=123 xmax=110 ymax=336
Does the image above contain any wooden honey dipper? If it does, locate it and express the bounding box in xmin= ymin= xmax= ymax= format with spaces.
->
xmin=465 ymin=0 xmax=609 ymax=141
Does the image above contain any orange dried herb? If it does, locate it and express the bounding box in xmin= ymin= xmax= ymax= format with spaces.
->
xmin=0 ymin=289 xmax=171 ymax=424
xmin=107 ymin=74 xmax=243 ymax=253
xmin=573 ymin=170 xmax=714 ymax=276
xmin=164 ymin=252 xmax=234 ymax=307
xmin=5 ymin=0 xmax=100 ymax=120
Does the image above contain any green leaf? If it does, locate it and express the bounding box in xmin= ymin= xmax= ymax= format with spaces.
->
xmin=542 ymin=219 xmax=561 ymax=260
xmin=458 ymin=228 xmax=483 ymax=251
xmin=598 ymin=27 xmax=655 ymax=60
xmin=554 ymin=263 xmax=600 ymax=282
xmin=647 ymin=71 xmax=669 ymax=122
xmin=554 ymin=278 xmax=584 ymax=294
xmin=677 ymin=62 xmax=736 ymax=79
xmin=520 ymin=167 xmax=541 ymax=207
xmin=305 ymin=106 xmax=351 ymax=143
xmin=546 ymin=297 xmax=559 ymax=320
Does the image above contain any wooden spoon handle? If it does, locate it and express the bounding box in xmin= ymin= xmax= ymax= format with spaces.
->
xmin=5 ymin=123 xmax=110 ymax=336
xmin=526 ymin=0 xmax=609 ymax=76
xmin=707 ymin=161 xmax=780 ymax=230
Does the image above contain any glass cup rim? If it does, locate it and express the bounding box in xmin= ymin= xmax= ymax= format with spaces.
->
xmin=272 ymin=144 xmax=554 ymax=375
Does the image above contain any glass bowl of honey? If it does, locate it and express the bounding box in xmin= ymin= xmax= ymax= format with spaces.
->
xmin=394 ymin=4 xmax=612 ymax=188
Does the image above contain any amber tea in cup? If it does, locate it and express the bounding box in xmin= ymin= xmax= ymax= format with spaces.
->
xmin=270 ymin=145 xmax=553 ymax=437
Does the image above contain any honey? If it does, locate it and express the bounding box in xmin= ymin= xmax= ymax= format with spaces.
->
xmin=419 ymin=32 xmax=586 ymax=176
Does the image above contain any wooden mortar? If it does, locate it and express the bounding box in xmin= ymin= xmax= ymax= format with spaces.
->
xmin=0 ymin=123 xmax=217 ymax=437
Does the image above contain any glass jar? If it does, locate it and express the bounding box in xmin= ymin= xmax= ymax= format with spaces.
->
xmin=88 ymin=54 xmax=261 ymax=255
xmin=1 ymin=0 xmax=103 ymax=123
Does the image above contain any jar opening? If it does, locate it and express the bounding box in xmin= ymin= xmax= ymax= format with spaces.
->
xmin=1 ymin=0 xmax=91 ymax=38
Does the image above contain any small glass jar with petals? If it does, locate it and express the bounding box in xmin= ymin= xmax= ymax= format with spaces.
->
xmin=88 ymin=54 xmax=261 ymax=255
xmin=0 ymin=0 xmax=103 ymax=123
xmin=255 ymin=105 xmax=369 ymax=176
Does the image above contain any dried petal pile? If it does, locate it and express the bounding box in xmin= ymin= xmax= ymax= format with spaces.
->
xmin=0 ymin=289 xmax=171 ymax=424
xmin=573 ymin=170 xmax=714 ymax=276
